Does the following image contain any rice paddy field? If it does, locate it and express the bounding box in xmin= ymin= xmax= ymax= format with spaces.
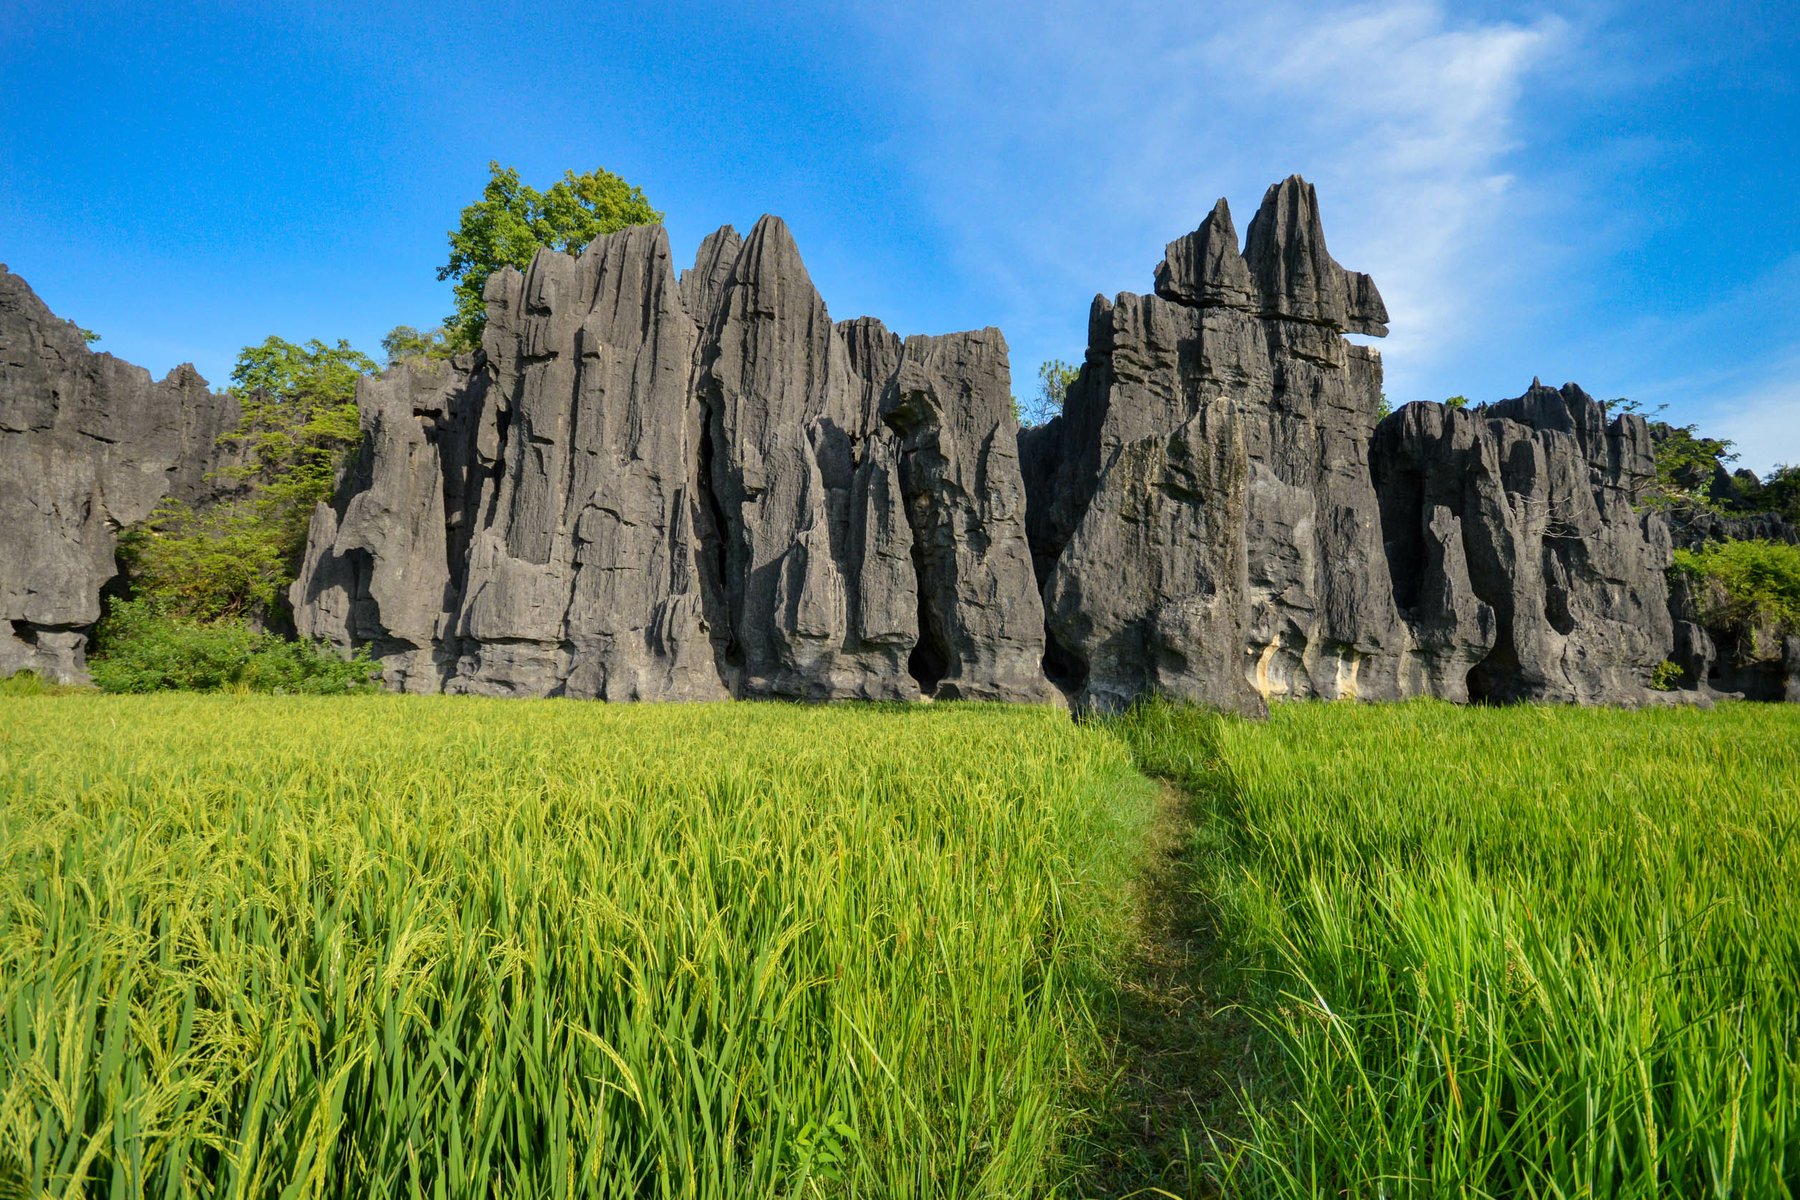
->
xmin=2 ymin=693 xmax=1798 ymax=1197
xmin=1119 ymin=700 xmax=1800 ymax=1198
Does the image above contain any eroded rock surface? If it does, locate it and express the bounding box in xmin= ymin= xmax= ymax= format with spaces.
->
xmin=1372 ymin=382 xmax=1673 ymax=704
xmin=0 ymin=266 xmax=241 ymax=682
xmin=1024 ymin=176 xmax=1679 ymax=710
xmin=294 ymin=217 xmax=1050 ymax=702
xmin=8 ymin=178 xmax=1789 ymax=709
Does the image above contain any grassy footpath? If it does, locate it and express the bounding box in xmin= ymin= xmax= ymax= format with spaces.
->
xmin=0 ymin=695 xmax=1158 ymax=1198
xmin=1117 ymin=699 xmax=1800 ymax=1198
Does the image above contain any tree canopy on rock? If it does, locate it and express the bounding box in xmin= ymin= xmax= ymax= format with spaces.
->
xmin=438 ymin=162 xmax=662 ymax=350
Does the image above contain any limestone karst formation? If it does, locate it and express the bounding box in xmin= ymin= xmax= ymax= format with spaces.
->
xmin=290 ymin=217 xmax=1054 ymax=703
xmin=1 ymin=176 xmax=1794 ymax=704
xmin=1 ymin=265 xmax=243 ymax=682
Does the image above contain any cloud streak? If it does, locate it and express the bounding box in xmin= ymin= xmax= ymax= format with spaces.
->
xmin=867 ymin=0 xmax=1567 ymax=399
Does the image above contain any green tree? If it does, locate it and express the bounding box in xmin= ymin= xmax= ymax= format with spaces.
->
xmin=381 ymin=324 xmax=454 ymax=367
xmin=1645 ymin=422 xmax=1737 ymax=511
xmin=1444 ymin=394 xmax=1470 ymax=409
xmin=120 ymin=336 xmax=377 ymax=622
xmin=1019 ymin=359 xmax=1078 ymax=427
xmin=438 ymin=162 xmax=662 ymax=349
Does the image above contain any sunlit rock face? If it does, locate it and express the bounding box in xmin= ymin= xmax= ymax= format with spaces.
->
xmin=1023 ymin=176 xmax=1678 ymax=712
xmin=292 ymin=217 xmax=1052 ymax=703
xmin=7 ymin=176 xmax=1780 ymax=708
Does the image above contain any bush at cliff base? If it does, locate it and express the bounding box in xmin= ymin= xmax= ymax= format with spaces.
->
xmin=1672 ymin=538 xmax=1800 ymax=645
xmin=89 ymin=597 xmax=377 ymax=694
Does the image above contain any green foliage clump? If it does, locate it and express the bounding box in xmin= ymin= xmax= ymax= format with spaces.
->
xmin=1443 ymin=393 xmax=1470 ymax=408
xmin=119 ymin=497 xmax=290 ymax=622
xmin=439 ymin=162 xmax=662 ymax=349
xmin=1645 ymin=421 xmax=1738 ymax=511
xmin=88 ymin=598 xmax=376 ymax=694
xmin=120 ymin=335 xmax=376 ymax=623
xmin=1672 ymin=538 xmax=1800 ymax=652
xmin=381 ymin=324 xmax=454 ymax=367
xmin=1649 ymin=658 xmax=1683 ymax=690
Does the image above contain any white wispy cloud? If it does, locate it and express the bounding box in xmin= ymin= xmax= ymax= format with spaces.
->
xmin=1711 ymin=366 xmax=1800 ymax=475
xmin=864 ymin=0 xmax=1568 ymax=399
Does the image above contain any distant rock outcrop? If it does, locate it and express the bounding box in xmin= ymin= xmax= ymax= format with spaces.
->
xmin=4 ymin=177 xmax=1792 ymax=707
xmin=0 ymin=266 xmax=241 ymax=682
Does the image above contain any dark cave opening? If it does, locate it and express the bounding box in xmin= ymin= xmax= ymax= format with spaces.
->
xmin=905 ymin=546 xmax=951 ymax=696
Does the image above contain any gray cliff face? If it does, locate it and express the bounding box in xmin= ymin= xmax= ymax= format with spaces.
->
xmin=1026 ymin=177 xmax=1408 ymax=711
xmin=7 ymin=177 xmax=1790 ymax=708
xmin=292 ymin=216 xmax=1049 ymax=702
xmin=1371 ymin=383 xmax=1673 ymax=705
xmin=1024 ymin=176 xmax=1684 ymax=711
xmin=884 ymin=330 xmax=1056 ymax=703
xmin=0 ymin=265 xmax=240 ymax=682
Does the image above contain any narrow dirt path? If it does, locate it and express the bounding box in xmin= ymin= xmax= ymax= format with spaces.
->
xmin=1074 ymin=779 xmax=1255 ymax=1198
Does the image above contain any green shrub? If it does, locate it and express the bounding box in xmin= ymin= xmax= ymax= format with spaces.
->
xmin=1672 ymin=539 xmax=1800 ymax=650
xmin=1649 ymin=659 xmax=1683 ymax=690
xmin=89 ymin=598 xmax=377 ymax=694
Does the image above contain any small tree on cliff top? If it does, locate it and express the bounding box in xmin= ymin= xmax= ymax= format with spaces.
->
xmin=438 ymin=162 xmax=662 ymax=350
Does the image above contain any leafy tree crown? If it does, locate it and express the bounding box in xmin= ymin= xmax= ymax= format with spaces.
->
xmin=437 ymin=162 xmax=662 ymax=349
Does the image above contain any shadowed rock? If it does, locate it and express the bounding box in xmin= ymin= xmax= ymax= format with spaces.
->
xmin=0 ymin=266 xmax=242 ymax=682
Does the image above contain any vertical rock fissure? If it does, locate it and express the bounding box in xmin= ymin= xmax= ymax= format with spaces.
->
xmin=692 ymin=392 xmax=742 ymax=682
xmin=904 ymin=538 xmax=950 ymax=695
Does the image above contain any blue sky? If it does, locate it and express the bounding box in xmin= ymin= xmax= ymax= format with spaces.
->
xmin=3 ymin=0 xmax=1796 ymax=470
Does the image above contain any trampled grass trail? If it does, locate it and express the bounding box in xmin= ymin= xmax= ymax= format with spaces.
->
xmin=0 ymin=694 xmax=1159 ymax=1198
xmin=1117 ymin=699 xmax=1800 ymax=1198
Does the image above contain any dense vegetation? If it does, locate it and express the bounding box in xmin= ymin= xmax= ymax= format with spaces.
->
xmin=119 ymin=337 xmax=377 ymax=624
xmin=1118 ymin=700 xmax=1800 ymax=1197
xmin=4 ymin=695 xmax=1796 ymax=1195
xmin=88 ymin=598 xmax=376 ymax=694
xmin=93 ymin=163 xmax=664 ymax=692
xmin=1673 ymin=538 xmax=1800 ymax=648
xmin=0 ymin=698 xmax=1156 ymax=1197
